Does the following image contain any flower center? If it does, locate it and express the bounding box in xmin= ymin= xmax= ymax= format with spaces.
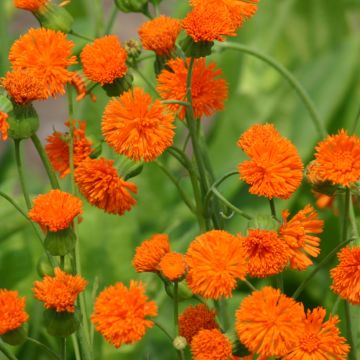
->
xmin=334 ymin=153 xmax=353 ymax=173
xmin=299 ymin=333 xmax=320 ymax=353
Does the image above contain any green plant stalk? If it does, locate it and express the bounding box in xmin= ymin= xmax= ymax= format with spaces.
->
xmin=104 ymin=3 xmax=118 ymax=35
xmin=27 ymin=337 xmax=61 ymax=360
xmin=154 ymin=321 xmax=173 ymax=342
xmin=67 ymin=86 xmax=93 ymax=360
xmin=0 ymin=342 xmax=18 ymax=360
xmin=69 ymin=30 xmax=94 ymax=42
xmin=216 ymin=41 xmax=326 ymax=138
xmin=71 ymin=334 xmax=81 ymax=360
xmin=60 ymin=338 xmax=66 ymax=360
xmin=14 ymin=140 xmax=32 ymax=210
xmin=133 ymin=67 xmax=158 ymax=96
xmin=342 ymin=188 xmax=357 ymax=360
xmin=173 ymin=282 xmax=179 ymax=334
xmin=31 ymin=134 xmax=60 ymax=189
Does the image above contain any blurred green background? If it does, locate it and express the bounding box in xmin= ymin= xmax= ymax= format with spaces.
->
xmin=1 ymin=0 xmax=360 ymax=358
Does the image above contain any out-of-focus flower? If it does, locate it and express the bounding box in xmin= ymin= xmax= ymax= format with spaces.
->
xmin=0 ymin=111 xmax=9 ymax=141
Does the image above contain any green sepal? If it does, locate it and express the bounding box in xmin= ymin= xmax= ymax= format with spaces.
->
xmin=124 ymin=163 xmax=143 ymax=181
xmin=43 ymin=309 xmax=80 ymax=337
xmin=103 ymin=74 xmax=133 ymax=97
xmin=247 ymin=214 xmax=279 ymax=231
xmin=312 ymin=180 xmax=338 ymax=196
xmin=164 ymin=280 xmax=193 ymax=301
xmin=35 ymin=3 xmax=74 ymax=33
xmin=1 ymin=326 xmax=27 ymax=346
xmin=7 ymin=103 xmax=39 ymax=140
xmin=0 ymin=95 xmax=13 ymax=114
xmin=37 ymin=254 xmax=73 ymax=277
xmin=45 ymin=228 xmax=76 ymax=256
xmin=181 ymin=36 xmax=214 ymax=58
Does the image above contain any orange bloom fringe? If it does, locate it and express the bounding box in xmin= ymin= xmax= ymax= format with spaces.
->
xmin=0 ymin=111 xmax=9 ymax=141
xmin=159 ymin=252 xmax=186 ymax=281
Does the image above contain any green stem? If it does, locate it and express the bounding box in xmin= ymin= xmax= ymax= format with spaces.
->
xmin=292 ymin=237 xmax=353 ymax=300
xmin=216 ymin=41 xmax=326 ymax=138
xmin=161 ymin=100 xmax=191 ymax=108
xmin=173 ymin=282 xmax=179 ymax=334
xmin=269 ymin=198 xmax=280 ymax=222
xmin=133 ymin=67 xmax=158 ymax=96
xmin=331 ymin=296 xmax=342 ymax=315
xmin=14 ymin=139 xmax=31 ymax=210
xmin=210 ymin=188 xmax=253 ymax=220
xmin=31 ymin=134 xmax=60 ymax=189
xmin=0 ymin=342 xmax=18 ymax=360
xmin=154 ymin=160 xmax=196 ymax=213
xmin=69 ymin=30 xmax=94 ymax=42
xmin=27 ymin=337 xmax=61 ymax=360
xmin=104 ymin=4 xmax=118 ymax=35
xmin=154 ymin=321 xmax=173 ymax=342
xmin=71 ymin=334 xmax=81 ymax=360
xmin=243 ymin=279 xmax=257 ymax=292
xmin=351 ymin=106 xmax=360 ymax=135
xmin=60 ymin=338 xmax=66 ymax=360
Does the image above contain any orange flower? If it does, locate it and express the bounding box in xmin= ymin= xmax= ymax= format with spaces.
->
xmin=91 ymin=281 xmax=157 ymax=348
xmin=179 ymin=304 xmax=218 ymax=344
xmin=9 ymin=28 xmax=76 ymax=97
xmin=33 ymin=268 xmax=87 ymax=313
xmin=132 ymin=234 xmax=170 ymax=273
xmin=313 ymin=130 xmax=360 ymax=187
xmin=80 ymin=35 xmax=128 ymax=85
xmin=236 ymin=286 xmax=305 ymax=358
xmin=0 ymin=111 xmax=9 ymax=141
xmin=182 ymin=2 xmax=236 ymax=42
xmin=280 ymin=205 xmax=323 ymax=271
xmin=191 ymin=0 xmax=259 ymax=29
xmin=330 ymin=246 xmax=360 ymax=304
xmin=14 ymin=0 xmax=48 ymax=11
xmin=186 ymin=230 xmax=247 ymax=299
xmin=70 ymin=72 xmax=96 ymax=102
xmin=0 ymin=289 xmax=29 ymax=336
xmin=157 ymin=58 xmax=228 ymax=120
xmin=45 ymin=120 xmax=93 ymax=178
xmin=238 ymin=124 xmax=303 ymax=199
xmin=138 ymin=16 xmax=181 ymax=55
xmin=74 ymin=157 xmax=137 ymax=216
xmin=28 ymin=189 xmax=83 ymax=232
xmin=191 ymin=329 xmax=233 ymax=360
xmin=314 ymin=192 xmax=334 ymax=210
xmin=102 ymin=87 xmax=175 ymax=161
xmin=159 ymin=252 xmax=186 ymax=281
xmin=2 ymin=70 xmax=46 ymax=104
xmin=284 ymin=307 xmax=349 ymax=360
xmin=240 ymin=229 xmax=289 ymax=278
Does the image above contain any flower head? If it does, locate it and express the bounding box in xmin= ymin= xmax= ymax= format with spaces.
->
xmin=179 ymin=304 xmax=218 ymax=344
xmin=28 ymin=189 xmax=82 ymax=232
xmin=0 ymin=111 xmax=9 ymax=141
xmin=91 ymin=281 xmax=157 ymax=348
xmin=2 ymin=70 xmax=47 ymax=104
xmin=133 ymin=234 xmax=170 ymax=273
xmin=80 ymin=35 xmax=128 ymax=85
xmin=331 ymin=246 xmax=360 ymax=304
xmin=102 ymin=87 xmax=175 ymax=161
xmin=45 ymin=121 xmax=93 ymax=178
xmin=33 ymin=268 xmax=87 ymax=313
xmin=191 ymin=329 xmax=233 ymax=360
xmin=157 ymin=58 xmax=228 ymax=120
xmin=238 ymin=124 xmax=303 ymax=199
xmin=14 ymin=0 xmax=48 ymax=11
xmin=9 ymin=28 xmax=76 ymax=97
xmin=138 ymin=16 xmax=181 ymax=55
xmin=0 ymin=289 xmax=29 ymax=336
xmin=284 ymin=307 xmax=349 ymax=360
xmin=236 ymin=287 xmax=305 ymax=358
xmin=313 ymin=130 xmax=360 ymax=187
xmin=240 ymin=229 xmax=289 ymax=278
xmin=280 ymin=205 xmax=323 ymax=271
xmin=182 ymin=1 xmax=236 ymax=42
xmin=74 ymin=157 xmax=137 ymax=216
xmin=159 ymin=252 xmax=186 ymax=281
xmin=191 ymin=0 xmax=259 ymax=29
xmin=186 ymin=230 xmax=247 ymax=299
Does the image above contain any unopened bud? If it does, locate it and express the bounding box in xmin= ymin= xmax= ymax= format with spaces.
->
xmin=173 ymin=336 xmax=187 ymax=350
xmin=181 ymin=36 xmax=213 ymax=58
xmin=7 ymin=103 xmax=39 ymax=140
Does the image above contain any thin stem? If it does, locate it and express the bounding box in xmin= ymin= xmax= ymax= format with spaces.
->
xmin=344 ymin=302 xmax=357 ymax=360
xmin=331 ymin=296 xmax=342 ymax=315
xmin=269 ymin=198 xmax=279 ymax=222
xmin=154 ymin=160 xmax=196 ymax=213
xmin=71 ymin=334 xmax=81 ymax=360
xmin=104 ymin=4 xmax=118 ymax=35
xmin=60 ymin=338 xmax=66 ymax=360
xmin=211 ymin=188 xmax=253 ymax=220
xmin=0 ymin=342 xmax=18 ymax=360
xmin=154 ymin=321 xmax=173 ymax=342
xmin=27 ymin=337 xmax=61 ymax=360
xmin=173 ymin=282 xmax=179 ymax=334
xmin=351 ymin=105 xmax=360 ymax=135
xmin=292 ymin=237 xmax=353 ymax=299
xmin=243 ymin=279 xmax=257 ymax=292
xmin=133 ymin=67 xmax=158 ymax=96
xmin=31 ymin=134 xmax=60 ymax=189
xmin=14 ymin=139 xmax=31 ymax=210
xmin=69 ymin=30 xmax=94 ymax=42
xmin=137 ymin=53 xmax=155 ymax=63
xmin=161 ymin=100 xmax=191 ymax=108
xmin=216 ymin=41 xmax=326 ymax=138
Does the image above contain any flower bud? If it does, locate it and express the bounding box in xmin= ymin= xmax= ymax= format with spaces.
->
xmin=43 ymin=308 xmax=80 ymax=337
xmin=181 ymin=36 xmax=213 ymax=58
xmin=1 ymin=326 xmax=27 ymax=346
xmin=173 ymin=336 xmax=187 ymax=351
xmin=125 ymin=39 xmax=142 ymax=67
xmin=103 ymin=73 xmax=134 ymax=97
xmin=45 ymin=228 xmax=76 ymax=256
xmin=114 ymin=0 xmax=148 ymax=13
xmin=34 ymin=3 xmax=74 ymax=33
xmin=165 ymin=280 xmax=193 ymax=301
xmin=7 ymin=103 xmax=39 ymax=140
